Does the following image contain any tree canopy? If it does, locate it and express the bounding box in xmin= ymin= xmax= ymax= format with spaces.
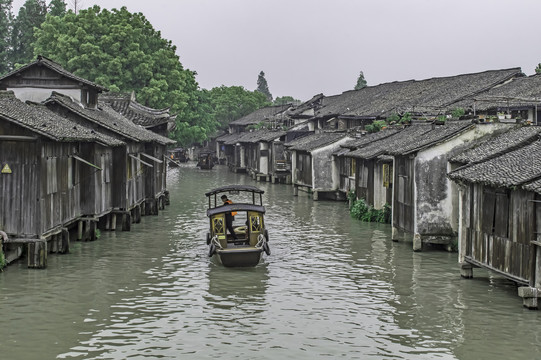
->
xmin=274 ymin=95 xmax=300 ymax=106
xmin=256 ymin=71 xmax=272 ymax=101
xmin=33 ymin=5 xmax=211 ymax=145
xmin=10 ymin=0 xmax=47 ymax=68
xmin=0 ymin=0 xmax=12 ymax=74
xmin=48 ymin=0 xmax=66 ymax=17
xmin=354 ymin=71 xmax=367 ymax=90
xmin=206 ymin=85 xmax=270 ymax=130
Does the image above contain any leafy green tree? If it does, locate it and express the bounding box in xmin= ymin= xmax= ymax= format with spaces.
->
xmin=274 ymin=95 xmax=300 ymax=106
xmin=256 ymin=70 xmax=272 ymax=101
xmin=10 ymin=0 xmax=47 ymax=67
xmin=48 ymin=0 xmax=66 ymax=17
xmin=33 ymin=5 xmax=206 ymax=146
xmin=354 ymin=71 xmax=367 ymax=90
xmin=536 ymin=64 xmax=541 ymax=74
xmin=0 ymin=0 xmax=12 ymax=74
xmin=207 ymin=85 xmax=269 ymax=130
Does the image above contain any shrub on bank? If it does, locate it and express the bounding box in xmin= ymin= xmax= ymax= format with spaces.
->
xmin=350 ymin=198 xmax=391 ymax=224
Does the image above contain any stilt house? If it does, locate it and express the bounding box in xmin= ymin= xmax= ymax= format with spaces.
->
xmin=0 ymin=91 xmax=123 ymax=267
xmin=286 ymin=132 xmax=351 ymax=200
xmin=387 ymin=121 xmax=512 ymax=251
xmin=448 ymin=134 xmax=541 ymax=308
xmin=43 ymin=92 xmax=175 ymax=219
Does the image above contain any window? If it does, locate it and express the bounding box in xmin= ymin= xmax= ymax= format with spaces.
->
xmin=482 ymin=187 xmax=509 ymax=237
xmin=383 ymin=163 xmax=393 ymax=188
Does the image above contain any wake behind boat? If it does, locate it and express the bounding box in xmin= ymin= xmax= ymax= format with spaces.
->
xmin=205 ymin=185 xmax=270 ymax=267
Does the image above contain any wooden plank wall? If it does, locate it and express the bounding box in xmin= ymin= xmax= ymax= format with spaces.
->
xmin=393 ymin=156 xmax=414 ymax=233
xmin=467 ymin=184 xmax=534 ymax=282
xmin=41 ymin=142 xmax=81 ymax=235
xmin=0 ymin=140 xmax=39 ymax=235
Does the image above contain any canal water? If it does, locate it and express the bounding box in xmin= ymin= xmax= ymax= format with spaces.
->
xmin=1 ymin=164 xmax=540 ymax=360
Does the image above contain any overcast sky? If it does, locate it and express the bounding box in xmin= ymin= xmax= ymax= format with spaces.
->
xmin=11 ymin=0 xmax=541 ymax=101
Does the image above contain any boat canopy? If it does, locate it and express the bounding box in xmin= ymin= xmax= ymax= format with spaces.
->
xmin=206 ymin=184 xmax=265 ymax=209
xmin=205 ymin=185 xmax=264 ymax=197
xmin=207 ymin=203 xmax=265 ymax=217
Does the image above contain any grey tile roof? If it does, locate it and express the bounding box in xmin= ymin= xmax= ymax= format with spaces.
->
xmin=448 ymin=139 xmax=541 ymax=190
xmin=45 ymin=92 xmax=175 ymax=145
xmin=314 ymin=68 xmax=522 ymax=119
xmin=237 ymin=129 xmax=287 ymax=144
xmin=220 ymin=130 xmax=286 ymax=145
xmin=216 ymin=132 xmax=240 ymax=144
xmin=230 ymin=104 xmax=291 ymax=126
xmin=453 ymin=74 xmax=541 ymax=111
xmin=341 ymin=127 xmax=403 ymax=149
xmin=387 ymin=121 xmax=474 ymax=155
xmin=286 ymin=132 xmax=348 ymax=152
xmin=523 ymin=178 xmax=541 ymax=195
xmin=287 ymin=93 xmax=324 ymax=118
xmin=347 ymin=124 xmax=433 ymax=159
xmin=0 ymin=55 xmax=107 ymax=92
xmin=99 ymin=92 xmax=177 ymax=129
xmin=450 ymin=125 xmax=541 ymax=165
xmin=0 ymin=91 xmax=123 ymax=146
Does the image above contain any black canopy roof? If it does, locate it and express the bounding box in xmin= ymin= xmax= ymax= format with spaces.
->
xmin=205 ymin=185 xmax=264 ymax=197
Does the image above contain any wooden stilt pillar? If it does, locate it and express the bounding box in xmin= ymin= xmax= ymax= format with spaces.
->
xmin=293 ymin=185 xmax=298 ymax=196
xmin=159 ymin=196 xmax=165 ymax=210
xmin=460 ymin=262 xmax=474 ymax=278
xmin=89 ymin=220 xmax=96 ymax=241
xmin=50 ymin=234 xmax=58 ymax=253
xmin=27 ymin=239 xmax=47 ymax=269
xmin=392 ymin=226 xmax=399 ymax=242
xmin=111 ymin=213 xmax=117 ymax=231
xmin=413 ymin=233 xmax=422 ymax=252
xmin=135 ymin=205 xmax=142 ymax=224
xmin=164 ymin=190 xmax=170 ymax=206
xmin=105 ymin=214 xmax=111 ymax=230
xmin=61 ymin=227 xmax=70 ymax=254
xmin=78 ymin=220 xmax=83 ymax=241
xmin=518 ymin=287 xmax=540 ymax=309
xmin=122 ymin=212 xmax=131 ymax=231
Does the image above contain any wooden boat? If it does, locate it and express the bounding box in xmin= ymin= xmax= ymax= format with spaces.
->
xmin=205 ymin=185 xmax=270 ymax=267
xmin=197 ymin=150 xmax=215 ymax=170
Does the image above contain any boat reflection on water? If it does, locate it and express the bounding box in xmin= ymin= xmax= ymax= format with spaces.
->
xmin=204 ymin=262 xmax=270 ymax=312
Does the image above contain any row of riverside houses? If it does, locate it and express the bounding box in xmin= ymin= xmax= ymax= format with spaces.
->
xmin=212 ymin=67 xmax=541 ymax=308
xmin=0 ymin=55 xmax=176 ymax=268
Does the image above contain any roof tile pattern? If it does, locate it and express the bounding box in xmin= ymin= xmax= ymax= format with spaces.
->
xmin=230 ymin=104 xmax=291 ymax=125
xmin=46 ymin=92 xmax=175 ymax=145
xmin=0 ymin=91 xmax=122 ymax=145
xmin=450 ymin=125 xmax=541 ymax=165
xmin=454 ymin=74 xmax=541 ymax=111
xmin=286 ymin=132 xmax=348 ymax=152
xmin=314 ymin=68 xmax=522 ymax=118
xmin=448 ymin=139 xmax=541 ymax=190
xmin=387 ymin=121 xmax=474 ymax=155
xmin=99 ymin=93 xmax=176 ymax=128
xmin=347 ymin=124 xmax=433 ymax=159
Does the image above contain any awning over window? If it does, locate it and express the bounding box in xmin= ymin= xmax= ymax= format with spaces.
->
xmin=141 ymin=153 xmax=163 ymax=164
xmin=129 ymin=154 xmax=153 ymax=168
xmin=72 ymin=155 xmax=102 ymax=170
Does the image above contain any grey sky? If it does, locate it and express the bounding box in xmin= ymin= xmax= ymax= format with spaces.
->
xmin=11 ymin=0 xmax=541 ymax=101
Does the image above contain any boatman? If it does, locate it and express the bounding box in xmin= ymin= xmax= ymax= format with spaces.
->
xmin=221 ymin=195 xmax=238 ymax=240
